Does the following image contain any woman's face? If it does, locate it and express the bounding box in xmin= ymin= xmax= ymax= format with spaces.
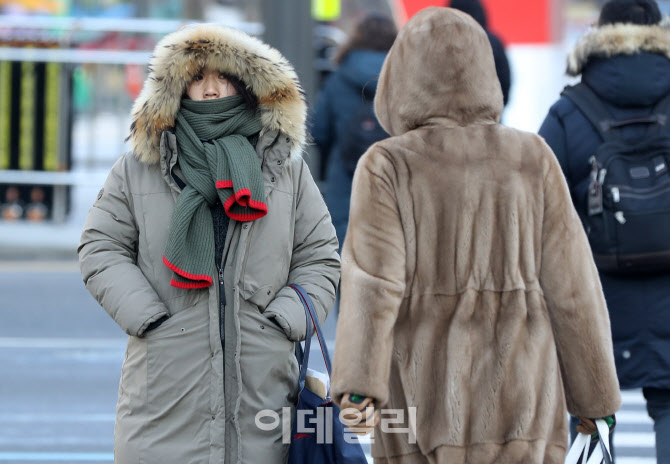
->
xmin=187 ymin=68 xmax=238 ymax=101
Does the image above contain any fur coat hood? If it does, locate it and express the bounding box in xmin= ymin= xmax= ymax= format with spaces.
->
xmin=568 ymin=19 xmax=670 ymax=76
xmin=374 ymin=7 xmax=503 ymax=136
xmin=128 ymin=23 xmax=307 ymax=164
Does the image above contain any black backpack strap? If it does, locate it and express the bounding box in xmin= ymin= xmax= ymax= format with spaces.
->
xmin=561 ymin=83 xmax=621 ymax=142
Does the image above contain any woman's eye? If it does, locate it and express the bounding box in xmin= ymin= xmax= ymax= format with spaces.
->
xmin=193 ymin=74 xmax=203 ymax=81
xmin=219 ymin=73 xmax=227 ymax=80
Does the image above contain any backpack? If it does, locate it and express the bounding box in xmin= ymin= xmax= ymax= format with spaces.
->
xmin=562 ymin=83 xmax=670 ymax=274
xmin=338 ymin=85 xmax=388 ymax=174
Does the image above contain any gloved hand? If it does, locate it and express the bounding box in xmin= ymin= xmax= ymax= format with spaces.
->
xmin=340 ymin=393 xmax=380 ymax=435
xmin=577 ymin=415 xmax=616 ymax=441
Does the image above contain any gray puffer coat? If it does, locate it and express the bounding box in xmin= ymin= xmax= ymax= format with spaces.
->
xmin=78 ymin=23 xmax=340 ymax=464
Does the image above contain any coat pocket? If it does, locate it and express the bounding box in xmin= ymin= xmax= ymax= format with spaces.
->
xmin=160 ymin=287 xmax=206 ymax=318
xmin=145 ymin=300 xmax=211 ymax=419
xmin=240 ymin=189 xmax=294 ymax=307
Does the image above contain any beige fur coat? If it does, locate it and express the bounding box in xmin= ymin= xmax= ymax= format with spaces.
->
xmin=331 ymin=8 xmax=621 ymax=464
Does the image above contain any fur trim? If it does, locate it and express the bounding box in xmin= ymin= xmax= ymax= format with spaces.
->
xmin=129 ymin=23 xmax=306 ymax=164
xmin=567 ymin=20 xmax=670 ymax=76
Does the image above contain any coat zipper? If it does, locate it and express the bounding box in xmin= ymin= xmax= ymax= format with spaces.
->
xmin=611 ymin=181 xmax=670 ymax=195
xmin=219 ymin=230 xmax=233 ymax=378
xmin=610 ymin=184 xmax=670 ymax=201
xmin=608 ymin=185 xmax=670 ymax=224
xmin=219 ymin=137 xmax=275 ymax=408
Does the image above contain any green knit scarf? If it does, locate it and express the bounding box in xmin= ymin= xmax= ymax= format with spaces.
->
xmin=164 ymin=95 xmax=265 ymax=288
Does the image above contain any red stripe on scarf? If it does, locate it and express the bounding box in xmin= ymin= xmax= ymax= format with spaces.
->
xmin=170 ymin=278 xmax=211 ymax=289
xmin=215 ymin=180 xmax=233 ymax=189
xmin=223 ymin=188 xmax=268 ymax=221
xmin=163 ymin=256 xmax=213 ymax=288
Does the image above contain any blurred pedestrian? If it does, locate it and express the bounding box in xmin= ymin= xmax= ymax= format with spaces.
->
xmin=0 ymin=186 xmax=23 ymax=221
xmin=330 ymin=7 xmax=620 ymax=463
xmin=311 ymin=13 xmax=397 ymax=249
xmin=25 ymin=186 xmax=48 ymax=222
xmin=539 ymin=0 xmax=670 ymax=461
xmin=449 ymin=0 xmax=512 ymax=107
xmin=78 ymin=24 xmax=340 ymax=463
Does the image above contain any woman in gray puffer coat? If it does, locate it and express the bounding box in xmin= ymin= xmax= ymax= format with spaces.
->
xmin=78 ymin=24 xmax=340 ymax=464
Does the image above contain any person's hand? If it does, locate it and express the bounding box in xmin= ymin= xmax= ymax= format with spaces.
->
xmin=577 ymin=415 xmax=616 ymax=441
xmin=141 ymin=315 xmax=169 ymax=336
xmin=340 ymin=393 xmax=380 ymax=435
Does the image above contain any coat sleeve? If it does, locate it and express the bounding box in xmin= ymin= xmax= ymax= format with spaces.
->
xmin=539 ymin=150 xmax=621 ymax=418
xmin=330 ymin=148 xmax=406 ymax=408
xmin=262 ymin=157 xmax=340 ymax=342
xmin=78 ymin=154 xmax=170 ymax=337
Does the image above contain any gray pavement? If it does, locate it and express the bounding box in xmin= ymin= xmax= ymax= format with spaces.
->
xmin=0 ymin=264 xmax=657 ymax=463
xmin=1 ymin=266 xmax=123 ymax=463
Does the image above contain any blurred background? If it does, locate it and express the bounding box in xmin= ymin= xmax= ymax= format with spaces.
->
xmin=0 ymin=0 xmax=665 ymax=462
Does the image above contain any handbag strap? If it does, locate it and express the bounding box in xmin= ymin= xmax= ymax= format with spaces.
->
xmin=595 ymin=419 xmax=612 ymax=464
xmin=288 ymin=284 xmax=333 ymax=391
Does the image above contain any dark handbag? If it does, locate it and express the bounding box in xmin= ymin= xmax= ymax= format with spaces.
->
xmin=287 ymin=284 xmax=368 ymax=464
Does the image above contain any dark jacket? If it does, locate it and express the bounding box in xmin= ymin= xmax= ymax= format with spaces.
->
xmin=311 ymin=49 xmax=387 ymax=247
xmin=539 ymin=22 xmax=670 ymax=389
xmin=450 ymin=0 xmax=511 ymax=105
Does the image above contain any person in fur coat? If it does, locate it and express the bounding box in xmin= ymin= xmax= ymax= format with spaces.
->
xmin=78 ymin=24 xmax=340 ymax=463
xmin=330 ymin=7 xmax=621 ymax=464
xmin=539 ymin=0 xmax=670 ymax=460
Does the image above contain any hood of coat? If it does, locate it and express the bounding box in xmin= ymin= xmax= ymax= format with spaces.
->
xmin=567 ymin=21 xmax=670 ymax=77
xmin=374 ymin=7 xmax=503 ymax=136
xmin=129 ymin=23 xmax=306 ymax=165
xmin=338 ymin=49 xmax=387 ymax=94
xmin=582 ymin=52 xmax=670 ymax=107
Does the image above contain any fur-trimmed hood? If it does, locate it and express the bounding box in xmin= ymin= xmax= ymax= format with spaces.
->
xmin=374 ymin=7 xmax=502 ymax=136
xmin=129 ymin=23 xmax=306 ymax=165
xmin=568 ymin=20 xmax=670 ymax=76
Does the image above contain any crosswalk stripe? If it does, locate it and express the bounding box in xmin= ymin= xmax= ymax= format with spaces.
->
xmin=0 ymin=413 xmax=115 ymax=422
xmin=616 ymin=459 xmax=656 ymax=464
xmin=621 ymin=390 xmax=647 ymax=406
xmin=615 ymin=410 xmax=652 ymax=424
xmin=0 ymin=453 xmax=113 ymax=461
xmin=1 ymin=452 xmax=652 ymax=464
xmin=614 ymin=431 xmax=655 ymax=447
xmin=0 ymin=337 xmax=125 ymax=349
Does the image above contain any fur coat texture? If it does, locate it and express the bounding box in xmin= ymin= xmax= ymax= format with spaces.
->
xmin=80 ymin=23 xmax=339 ymax=463
xmin=330 ymin=8 xmax=621 ymax=464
